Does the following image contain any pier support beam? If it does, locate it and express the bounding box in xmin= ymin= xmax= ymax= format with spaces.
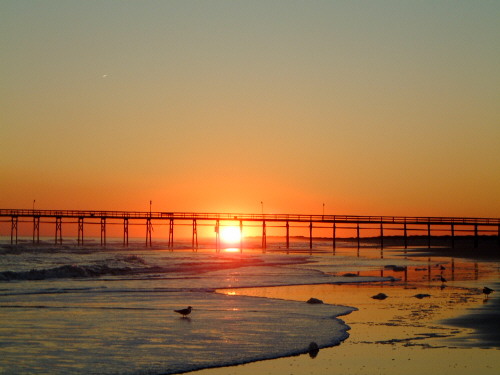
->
xmin=240 ymin=220 xmax=243 ymax=253
xmin=168 ymin=219 xmax=174 ymax=250
xmin=451 ymin=224 xmax=455 ymax=249
xmin=309 ymin=221 xmax=313 ymax=250
xmin=427 ymin=223 xmax=431 ymax=248
xmin=380 ymin=223 xmax=384 ymax=249
xmin=100 ymin=218 xmax=106 ymax=247
xmin=33 ymin=216 xmax=40 ymax=244
xmin=286 ymin=221 xmax=290 ymax=250
xmin=215 ymin=220 xmax=220 ymax=253
xmin=55 ymin=217 xmax=62 ymax=245
xmin=192 ymin=219 xmax=198 ymax=251
xmin=123 ymin=218 xmax=129 ymax=247
xmin=474 ymin=224 xmax=478 ymax=249
xmin=332 ymin=222 xmax=336 ymax=253
xmin=262 ymin=221 xmax=267 ymax=252
xmin=357 ymin=223 xmax=360 ymax=249
xmin=77 ymin=217 xmax=84 ymax=246
xmin=146 ymin=218 xmax=153 ymax=247
xmin=403 ymin=223 xmax=407 ymax=249
xmin=11 ymin=216 xmax=18 ymax=245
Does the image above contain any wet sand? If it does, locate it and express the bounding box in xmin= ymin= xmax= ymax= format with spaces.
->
xmin=189 ymin=248 xmax=499 ymax=375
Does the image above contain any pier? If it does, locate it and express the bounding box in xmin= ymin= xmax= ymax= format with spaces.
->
xmin=1 ymin=209 xmax=499 ymax=251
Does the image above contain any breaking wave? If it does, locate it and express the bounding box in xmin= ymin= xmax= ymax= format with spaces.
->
xmin=0 ymin=264 xmax=156 ymax=281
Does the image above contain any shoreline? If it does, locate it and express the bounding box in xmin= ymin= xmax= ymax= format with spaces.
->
xmin=188 ymin=248 xmax=499 ymax=375
xmin=1 ymin=243 xmax=498 ymax=374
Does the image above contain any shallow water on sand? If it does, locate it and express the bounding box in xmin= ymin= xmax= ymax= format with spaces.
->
xmin=205 ymin=250 xmax=500 ymax=375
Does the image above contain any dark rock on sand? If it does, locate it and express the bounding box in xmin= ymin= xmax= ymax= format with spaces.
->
xmin=413 ymin=293 xmax=431 ymax=299
xmin=371 ymin=293 xmax=388 ymax=300
xmin=308 ymin=342 xmax=320 ymax=358
xmin=306 ymin=298 xmax=324 ymax=304
xmin=384 ymin=265 xmax=407 ymax=272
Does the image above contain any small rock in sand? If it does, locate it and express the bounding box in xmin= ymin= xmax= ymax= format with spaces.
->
xmin=308 ymin=342 xmax=320 ymax=358
xmin=371 ymin=293 xmax=388 ymax=300
xmin=413 ymin=293 xmax=431 ymax=299
xmin=306 ymin=298 xmax=324 ymax=304
xmin=384 ymin=265 xmax=406 ymax=272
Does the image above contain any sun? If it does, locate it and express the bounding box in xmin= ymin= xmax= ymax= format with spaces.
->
xmin=220 ymin=226 xmax=242 ymax=244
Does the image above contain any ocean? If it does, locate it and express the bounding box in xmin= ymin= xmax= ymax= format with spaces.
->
xmin=0 ymin=239 xmax=395 ymax=375
xmin=1 ymin=239 xmax=497 ymax=374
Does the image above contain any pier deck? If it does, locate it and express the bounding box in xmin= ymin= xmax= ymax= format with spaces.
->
xmin=1 ymin=209 xmax=499 ymax=251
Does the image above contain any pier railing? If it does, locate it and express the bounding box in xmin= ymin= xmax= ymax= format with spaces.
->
xmin=1 ymin=208 xmax=499 ymax=250
xmin=1 ymin=209 xmax=499 ymax=225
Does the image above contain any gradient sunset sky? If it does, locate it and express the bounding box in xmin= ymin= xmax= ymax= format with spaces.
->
xmin=1 ymin=1 xmax=499 ymax=217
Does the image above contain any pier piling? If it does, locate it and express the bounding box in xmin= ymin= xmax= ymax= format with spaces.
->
xmin=380 ymin=223 xmax=384 ymax=249
xmin=123 ymin=218 xmax=129 ymax=247
xmin=77 ymin=217 xmax=84 ymax=246
xmin=1 ymin=210 xmax=498 ymax=251
xmin=33 ymin=216 xmax=40 ymax=244
xmin=100 ymin=218 xmax=106 ymax=247
xmin=55 ymin=217 xmax=62 ymax=245
xmin=286 ymin=221 xmax=290 ymax=250
xmin=332 ymin=221 xmax=336 ymax=253
xmin=309 ymin=221 xmax=313 ymax=250
xmin=262 ymin=221 xmax=267 ymax=252
xmin=146 ymin=218 xmax=152 ymax=247
xmin=10 ymin=216 xmax=18 ymax=245
xmin=239 ymin=220 xmax=243 ymax=253
xmin=192 ymin=219 xmax=198 ymax=251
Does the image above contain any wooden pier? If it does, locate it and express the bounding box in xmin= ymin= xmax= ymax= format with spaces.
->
xmin=1 ymin=209 xmax=499 ymax=251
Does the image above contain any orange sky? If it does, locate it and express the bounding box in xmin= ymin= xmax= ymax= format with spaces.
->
xmin=1 ymin=1 xmax=499 ymax=219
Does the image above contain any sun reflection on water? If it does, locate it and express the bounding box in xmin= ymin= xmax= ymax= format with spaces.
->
xmin=224 ymin=247 xmax=240 ymax=253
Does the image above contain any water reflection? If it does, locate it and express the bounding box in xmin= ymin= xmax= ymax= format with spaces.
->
xmin=224 ymin=248 xmax=240 ymax=253
xmin=336 ymin=259 xmax=485 ymax=284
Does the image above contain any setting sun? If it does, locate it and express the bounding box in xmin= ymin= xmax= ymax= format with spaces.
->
xmin=220 ymin=226 xmax=242 ymax=244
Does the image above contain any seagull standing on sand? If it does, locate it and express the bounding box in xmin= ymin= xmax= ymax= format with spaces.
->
xmin=483 ymin=287 xmax=494 ymax=299
xmin=440 ymin=275 xmax=447 ymax=283
xmin=174 ymin=306 xmax=193 ymax=318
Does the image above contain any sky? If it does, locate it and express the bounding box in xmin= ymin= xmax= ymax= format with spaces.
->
xmin=1 ymin=1 xmax=499 ymax=218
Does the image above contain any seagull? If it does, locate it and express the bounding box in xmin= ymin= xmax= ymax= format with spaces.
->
xmin=440 ymin=275 xmax=447 ymax=283
xmin=483 ymin=287 xmax=494 ymax=299
xmin=174 ymin=306 xmax=193 ymax=318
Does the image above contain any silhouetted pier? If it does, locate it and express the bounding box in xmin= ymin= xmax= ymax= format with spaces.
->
xmin=1 ymin=209 xmax=499 ymax=251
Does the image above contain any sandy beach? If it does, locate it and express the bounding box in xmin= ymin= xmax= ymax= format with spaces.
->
xmin=190 ymin=247 xmax=500 ymax=375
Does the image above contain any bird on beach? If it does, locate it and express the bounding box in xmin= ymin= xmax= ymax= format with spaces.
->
xmin=439 ymin=275 xmax=447 ymax=283
xmin=483 ymin=287 xmax=494 ymax=299
xmin=174 ymin=306 xmax=193 ymax=318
